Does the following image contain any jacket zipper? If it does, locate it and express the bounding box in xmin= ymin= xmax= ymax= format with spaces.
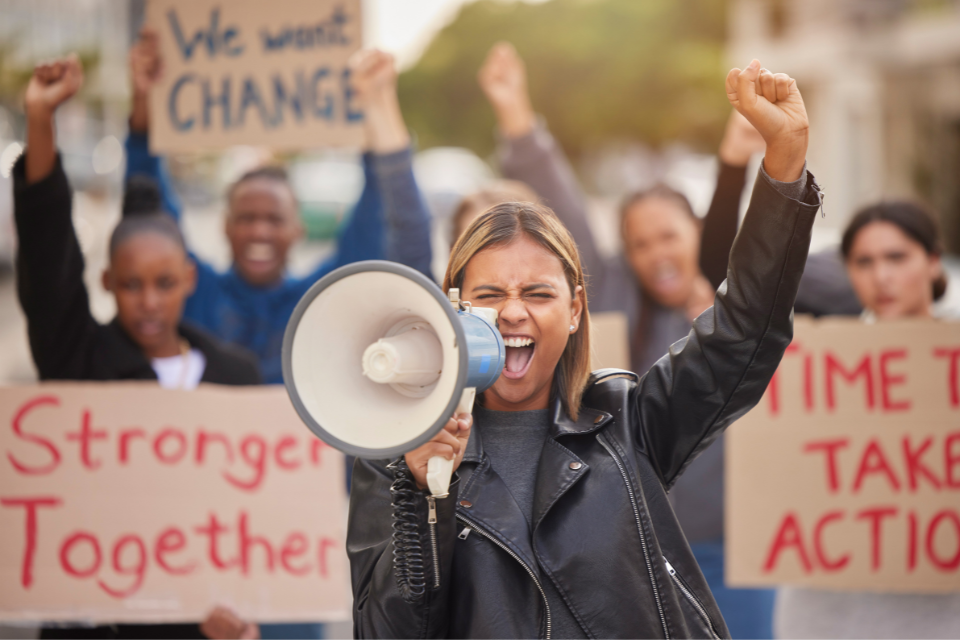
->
xmin=663 ymin=557 xmax=721 ymax=640
xmin=597 ymin=434 xmax=670 ymax=640
xmin=456 ymin=513 xmax=552 ymax=639
xmin=426 ymin=496 xmax=441 ymax=589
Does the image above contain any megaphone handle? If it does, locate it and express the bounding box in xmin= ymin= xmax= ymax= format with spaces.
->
xmin=425 ymin=388 xmax=477 ymax=497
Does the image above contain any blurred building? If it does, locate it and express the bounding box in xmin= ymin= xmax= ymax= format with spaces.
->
xmin=0 ymin=0 xmax=131 ymax=192
xmin=727 ymin=0 xmax=960 ymax=252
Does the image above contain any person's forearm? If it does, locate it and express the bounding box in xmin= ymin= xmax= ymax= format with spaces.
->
xmin=124 ymin=132 xmax=183 ymax=221
xmin=763 ymin=135 xmax=807 ymax=183
xmin=494 ymin=99 xmax=535 ymax=139
xmin=498 ymin=122 xmax=604 ymax=287
xmin=25 ymin=110 xmax=56 ymax=184
xmin=374 ymin=147 xmax=433 ymax=279
xmin=364 ymin=95 xmax=410 ymax=155
xmin=699 ymin=162 xmax=747 ymax=290
xmin=129 ymin=91 xmax=149 ymax=133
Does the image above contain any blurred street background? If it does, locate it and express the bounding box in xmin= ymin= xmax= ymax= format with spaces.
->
xmin=1 ymin=0 xmax=960 ymax=386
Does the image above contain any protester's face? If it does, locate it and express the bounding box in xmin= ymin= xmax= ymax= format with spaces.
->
xmin=461 ymin=235 xmax=582 ymax=412
xmin=104 ymin=233 xmax=196 ymax=355
xmin=225 ymin=178 xmax=303 ymax=286
xmin=622 ymin=197 xmax=701 ymax=308
xmin=845 ymin=221 xmax=940 ymax=319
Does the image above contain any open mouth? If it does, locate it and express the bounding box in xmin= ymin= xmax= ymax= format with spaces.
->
xmin=136 ymin=319 xmax=164 ymax=337
xmin=243 ymin=242 xmax=277 ymax=269
xmin=503 ymin=336 xmax=535 ymax=380
xmin=651 ymin=263 xmax=680 ymax=292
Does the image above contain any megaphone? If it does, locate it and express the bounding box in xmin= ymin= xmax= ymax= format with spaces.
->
xmin=282 ymin=261 xmax=505 ymax=497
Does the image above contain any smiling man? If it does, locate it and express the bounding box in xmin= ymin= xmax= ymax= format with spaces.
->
xmin=124 ymin=30 xmax=432 ymax=384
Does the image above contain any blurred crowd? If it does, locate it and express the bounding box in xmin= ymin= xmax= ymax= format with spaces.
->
xmin=4 ymin=7 xmax=959 ymax=640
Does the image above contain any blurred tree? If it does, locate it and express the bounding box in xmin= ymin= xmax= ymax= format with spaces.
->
xmin=399 ymin=0 xmax=729 ymax=159
xmin=0 ymin=40 xmax=101 ymax=122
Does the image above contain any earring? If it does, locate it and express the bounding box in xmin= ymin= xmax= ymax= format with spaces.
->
xmin=570 ymin=324 xmax=576 ymax=332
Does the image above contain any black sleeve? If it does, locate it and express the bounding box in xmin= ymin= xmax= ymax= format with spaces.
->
xmin=348 ymin=459 xmax=459 ymax=638
xmin=699 ymin=161 xmax=747 ymax=291
xmin=636 ymin=170 xmax=822 ymax=487
xmin=13 ymin=154 xmax=100 ymax=379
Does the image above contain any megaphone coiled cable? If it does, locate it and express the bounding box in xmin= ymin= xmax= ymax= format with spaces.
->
xmin=388 ymin=459 xmax=427 ymax=603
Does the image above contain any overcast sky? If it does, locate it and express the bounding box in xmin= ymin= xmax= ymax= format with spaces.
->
xmin=365 ymin=0 xmax=548 ymax=69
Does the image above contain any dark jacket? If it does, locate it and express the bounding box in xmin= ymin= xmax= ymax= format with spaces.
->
xmin=13 ymin=154 xmax=260 ymax=385
xmin=347 ymin=170 xmax=823 ymax=638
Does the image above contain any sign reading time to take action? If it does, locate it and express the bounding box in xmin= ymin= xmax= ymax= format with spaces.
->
xmin=0 ymin=383 xmax=349 ymax=623
xmin=147 ymin=0 xmax=364 ymax=153
xmin=726 ymin=317 xmax=960 ymax=593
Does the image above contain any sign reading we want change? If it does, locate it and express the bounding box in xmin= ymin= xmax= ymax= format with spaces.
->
xmin=0 ymin=384 xmax=349 ymax=623
xmin=147 ymin=0 xmax=364 ymax=152
xmin=726 ymin=317 xmax=960 ymax=592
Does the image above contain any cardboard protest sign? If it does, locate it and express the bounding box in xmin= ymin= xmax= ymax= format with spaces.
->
xmin=0 ymin=383 xmax=349 ymax=623
xmin=147 ymin=0 xmax=364 ymax=153
xmin=726 ymin=317 xmax=960 ymax=592
xmin=590 ymin=311 xmax=630 ymax=371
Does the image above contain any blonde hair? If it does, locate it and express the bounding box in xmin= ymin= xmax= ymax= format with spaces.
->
xmin=443 ymin=202 xmax=592 ymax=420
xmin=450 ymin=180 xmax=540 ymax=246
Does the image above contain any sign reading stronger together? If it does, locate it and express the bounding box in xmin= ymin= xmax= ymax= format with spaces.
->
xmin=147 ymin=0 xmax=364 ymax=152
xmin=726 ymin=317 xmax=960 ymax=592
xmin=0 ymin=383 xmax=349 ymax=623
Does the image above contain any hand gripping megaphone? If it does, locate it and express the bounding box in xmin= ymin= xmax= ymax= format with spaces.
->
xmin=282 ymin=261 xmax=505 ymax=497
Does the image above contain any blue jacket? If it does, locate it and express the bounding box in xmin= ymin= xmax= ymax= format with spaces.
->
xmin=125 ymin=133 xmax=433 ymax=383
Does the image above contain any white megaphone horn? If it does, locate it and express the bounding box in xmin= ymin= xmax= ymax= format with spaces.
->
xmin=282 ymin=261 xmax=505 ymax=497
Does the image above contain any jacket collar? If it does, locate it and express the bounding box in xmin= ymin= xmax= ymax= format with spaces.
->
xmin=463 ymin=396 xmax=612 ymax=464
xmin=106 ymin=319 xmax=231 ymax=383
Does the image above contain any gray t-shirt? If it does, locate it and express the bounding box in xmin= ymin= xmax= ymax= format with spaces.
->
xmin=474 ymin=405 xmax=587 ymax=639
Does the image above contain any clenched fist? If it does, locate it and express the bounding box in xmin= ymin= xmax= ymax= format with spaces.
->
xmin=404 ymin=413 xmax=472 ymax=491
xmin=25 ymin=54 xmax=83 ymax=119
xmin=24 ymin=54 xmax=83 ymax=183
xmin=348 ymin=49 xmax=409 ymax=153
xmin=478 ymin=42 xmax=535 ymax=138
xmin=725 ymin=60 xmax=808 ymax=182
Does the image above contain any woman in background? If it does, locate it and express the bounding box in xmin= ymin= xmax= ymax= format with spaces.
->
xmin=775 ymin=201 xmax=958 ymax=640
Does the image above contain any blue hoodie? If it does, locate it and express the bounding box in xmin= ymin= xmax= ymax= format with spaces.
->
xmin=125 ymin=132 xmax=433 ymax=383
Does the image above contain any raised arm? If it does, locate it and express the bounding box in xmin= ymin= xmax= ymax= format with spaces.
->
xmin=306 ymin=50 xmax=434 ymax=283
xmin=480 ymin=43 xmax=605 ymax=290
xmin=636 ymin=61 xmax=819 ymax=487
xmin=699 ymin=110 xmax=766 ymax=290
xmin=351 ymin=50 xmax=432 ymax=279
xmin=15 ymin=56 xmax=99 ymax=379
xmin=125 ymin=27 xmax=183 ymax=222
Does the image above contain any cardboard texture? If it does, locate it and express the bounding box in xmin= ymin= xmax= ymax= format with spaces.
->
xmin=726 ymin=317 xmax=960 ymax=592
xmin=147 ymin=0 xmax=364 ymax=153
xmin=0 ymin=383 xmax=349 ymax=623
xmin=590 ymin=311 xmax=630 ymax=372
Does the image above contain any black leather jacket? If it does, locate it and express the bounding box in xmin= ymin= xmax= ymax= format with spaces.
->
xmin=348 ymin=170 xmax=823 ymax=639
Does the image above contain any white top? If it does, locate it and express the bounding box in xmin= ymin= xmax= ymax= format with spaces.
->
xmin=151 ymin=349 xmax=206 ymax=390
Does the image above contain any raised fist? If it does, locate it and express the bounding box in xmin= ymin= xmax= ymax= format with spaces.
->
xmin=725 ymin=60 xmax=808 ymax=181
xmin=348 ymin=49 xmax=398 ymax=107
xmin=478 ymin=42 xmax=535 ymax=138
xmin=347 ymin=49 xmax=408 ymax=153
xmin=130 ymin=27 xmax=163 ymax=97
xmin=24 ymin=54 xmax=83 ymax=118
